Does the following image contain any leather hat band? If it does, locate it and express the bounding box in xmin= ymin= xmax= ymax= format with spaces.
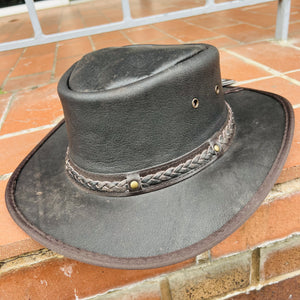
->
xmin=65 ymin=102 xmax=235 ymax=196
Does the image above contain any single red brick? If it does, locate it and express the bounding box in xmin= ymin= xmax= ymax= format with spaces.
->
xmin=0 ymin=239 xmax=43 ymax=261
xmin=0 ymin=257 xmax=194 ymax=300
xmin=260 ymin=236 xmax=300 ymax=280
xmin=211 ymin=193 xmax=300 ymax=258
xmin=228 ymin=275 xmax=300 ymax=299
xmin=277 ymin=165 xmax=300 ymax=184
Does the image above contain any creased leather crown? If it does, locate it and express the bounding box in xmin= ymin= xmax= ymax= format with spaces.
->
xmin=58 ymin=44 xmax=229 ymax=193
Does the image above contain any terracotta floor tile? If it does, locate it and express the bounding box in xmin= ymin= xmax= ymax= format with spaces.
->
xmin=0 ymin=48 xmax=23 ymax=57
xmin=243 ymin=77 xmax=300 ymax=106
xmin=230 ymin=42 xmax=300 ymax=72
xmin=0 ymin=18 xmax=33 ymax=43
xmin=150 ymin=36 xmax=181 ymax=45
xmin=93 ymin=37 xmax=132 ymax=50
xmin=0 ymin=52 xmax=20 ymax=72
xmin=0 ymin=83 xmax=63 ymax=135
xmin=0 ymin=180 xmax=30 ymax=245
xmin=10 ymin=53 xmax=54 ymax=78
xmin=38 ymin=13 xmax=61 ymax=34
xmin=215 ymin=9 xmax=277 ymax=28
xmin=59 ymin=18 xmax=85 ymax=32
xmin=23 ymin=43 xmax=57 ymax=58
xmin=102 ymin=11 xmax=123 ymax=22
xmin=131 ymin=6 xmax=176 ymax=18
xmin=55 ymin=55 xmax=83 ymax=79
xmin=185 ymin=14 xmax=240 ymax=29
xmin=4 ymin=72 xmax=52 ymax=92
xmin=57 ymin=37 xmax=93 ymax=59
xmin=41 ymin=22 xmax=60 ymax=35
xmin=214 ymin=24 xmax=273 ymax=43
xmin=164 ymin=23 xmax=219 ymax=42
xmin=219 ymin=50 xmax=270 ymax=82
xmin=0 ymin=128 xmax=51 ymax=175
xmin=123 ymin=26 xmax=169 ymax=43
xmin=241 ymin=2 xmax=278 ymax=15
xmin=153 ymin=19 xmax=191 ymax=31
xmin=92 ymin=31 xmax=127 ymax=44
xmin=82 ymin=15 xmax=110 ymax=27
xmin=201 ymin=37 xmax=240 ymax=49
xmin=289 ymin=21 xmax=300 ymax=36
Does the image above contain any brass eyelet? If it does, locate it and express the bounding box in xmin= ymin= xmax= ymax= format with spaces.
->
xmin=215 ymin=85 xmax=220 ymax=95
xmin=192 ymin=98 xmax=199 ymax=109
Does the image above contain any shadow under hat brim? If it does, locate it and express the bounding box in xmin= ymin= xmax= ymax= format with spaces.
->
xmin=6 ymin=88 xmax=294 ymax=269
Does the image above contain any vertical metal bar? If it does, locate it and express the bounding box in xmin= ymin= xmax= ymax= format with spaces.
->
xmin=275 ymin=0 xmax=291 ymax=40
xmin=121 ymin=0 xmax=132 ymax=21
xmin=24 ymin=0 xmax=43 ymax=38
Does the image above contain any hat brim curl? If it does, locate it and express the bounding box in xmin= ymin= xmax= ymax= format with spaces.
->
xmin=6 ymin=87 xmax=294 ymax=269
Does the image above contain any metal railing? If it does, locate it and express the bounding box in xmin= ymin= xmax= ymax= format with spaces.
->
xmin=0 ymin=0 xmax=291 ymax=52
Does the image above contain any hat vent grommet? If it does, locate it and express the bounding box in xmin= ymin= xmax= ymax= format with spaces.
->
xmin=215 ymin=85 xmax=220 ymax=95
xmin=192 ymin=98 xmax=199 ymax=109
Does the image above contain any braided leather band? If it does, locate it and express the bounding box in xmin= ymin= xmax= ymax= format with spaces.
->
xmin=65 ymin=102 xmax=235 ymax=195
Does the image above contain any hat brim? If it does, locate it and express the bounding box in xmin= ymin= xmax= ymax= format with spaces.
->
xmin=6 ymin=88 xmax=294 ymax=269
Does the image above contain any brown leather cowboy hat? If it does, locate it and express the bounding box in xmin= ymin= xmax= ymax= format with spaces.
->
xmin=6 ymin=44 xmax=294 ymax=269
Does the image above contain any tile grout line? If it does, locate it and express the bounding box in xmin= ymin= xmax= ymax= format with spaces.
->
xmin=149 ymin=24 xmax=184 ymax=43
xmin=284 ymin=68 xmax=300 ymax=74
xmin=236 ymin=75 xmax=275 ymax=85
xmin=120 ymin=30 xmax=136 ymax=45
xmin=2 ymin=47 xmax=26 ymax=90
xmin=293 ymin=103 xmax=300 ymax=109
xmin=0 ymin=92 xmax=17 ymax=132
xmin=224 ymin=49 xmax=300 ymax=86
xmin=88 ymin=35 xmax=96 ymax=51
xmin=0 ymin=173 xmax=12 ymax=181
xmin=77 ymin=6 xmax=96 ymax=51
xmin=50 ymin=42 xmax=59 ymax=83
xmin=0 ymin=123 xmax=56 ymax=140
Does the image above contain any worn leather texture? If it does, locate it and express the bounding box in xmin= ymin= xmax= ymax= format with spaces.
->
xmin=58 ymin=44 xmax=226 ymax=174
xmin=5 ymin=44 xmax=294 ymax=269
xmin=6 ymin=88 xmax=293 ymax=269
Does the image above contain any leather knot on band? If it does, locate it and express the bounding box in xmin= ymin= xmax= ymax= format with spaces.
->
xmin=65 ymin=102 xmax=235 ymax=195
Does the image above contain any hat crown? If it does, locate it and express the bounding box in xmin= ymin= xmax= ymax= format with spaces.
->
xmin=58 ymin=44 xmax=227 ymax=174
xmin=68 ymin=45 xmax=206 ymax=92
